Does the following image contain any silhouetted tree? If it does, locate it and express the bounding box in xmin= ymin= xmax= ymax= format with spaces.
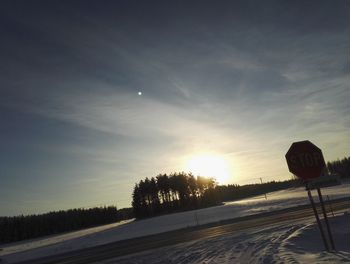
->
xmin=132 ymin=184 xmax=143 ymax=218
xmin=188 ymin=173 xmax=198 ymax=206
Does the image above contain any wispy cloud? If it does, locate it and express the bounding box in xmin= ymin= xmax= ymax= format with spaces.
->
xmin=1 ymin=1 xmax=350 ymax=215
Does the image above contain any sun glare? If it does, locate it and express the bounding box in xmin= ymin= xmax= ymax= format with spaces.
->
xmin=186 ymin=154 xmax=231 ymax=184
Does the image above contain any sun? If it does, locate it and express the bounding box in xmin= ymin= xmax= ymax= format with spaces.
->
xmin=185 ymin=154 xmax=231 ymax=184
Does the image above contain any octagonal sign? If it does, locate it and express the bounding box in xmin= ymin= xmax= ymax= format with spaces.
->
xmin=285 ymin=140 xmax=326 ymax=180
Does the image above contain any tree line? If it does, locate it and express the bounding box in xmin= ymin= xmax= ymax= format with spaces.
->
xmin=0 ymin=206 xmax=132 ymax=244
xmin=131 ymin=173 xmax=303 ymax=219
xmin=216 ymin=179 xmax=299 ymax=202
xmin=132 ymin=172 xmax=218 ymax=218
xmin=327 ymin=156 xmax=350 ymax=178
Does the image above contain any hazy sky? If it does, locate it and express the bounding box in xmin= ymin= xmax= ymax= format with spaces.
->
xmin=1 ymin=1 xmax=350 ymax=216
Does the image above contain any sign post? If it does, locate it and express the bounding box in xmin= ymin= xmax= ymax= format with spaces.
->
xmin=316 ymin=187 xmax=335 ymax=250
xmin=306 ymin=183 xmax=329 ymax=251
xmin=285 ymin=140 xmax=336 ymax=252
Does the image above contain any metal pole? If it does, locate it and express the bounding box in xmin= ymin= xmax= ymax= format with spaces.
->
xmin=326 ymin=195 xmax=335 ymax=217
xmin=194 ymin=212 xmax=199 ymax=226
xmin=317 ymin=188 xmax=336 ymax=251
xmin=307 ymin=186 xmax=329 ymax=251
xmin=260 ymin=177 xmax=267 ymax=199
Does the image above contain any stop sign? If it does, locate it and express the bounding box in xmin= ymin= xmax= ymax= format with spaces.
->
xmin=285 ymin=140 xmax=326 ymax=180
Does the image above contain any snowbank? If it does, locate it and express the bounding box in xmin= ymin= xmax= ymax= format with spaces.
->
xmin=281 ymin=212 xmax=350 ymax=263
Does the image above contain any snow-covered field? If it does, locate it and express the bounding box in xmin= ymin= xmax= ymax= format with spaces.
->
xmin=1 ymin=181 xmax=350 ymax=263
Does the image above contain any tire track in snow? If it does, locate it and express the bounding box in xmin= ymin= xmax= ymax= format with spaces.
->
xmin=107 ymin=223 xmax=305 ymax=264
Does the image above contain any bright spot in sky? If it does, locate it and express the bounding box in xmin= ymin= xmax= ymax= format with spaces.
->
xmin=138 ymin=91 xmax=142 ymax=95
xmin=186 ymin=154 xmax=231 ymax=185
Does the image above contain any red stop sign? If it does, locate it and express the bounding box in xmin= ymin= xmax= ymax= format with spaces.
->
xmin=285 ymin=140 xmax=326 ymax=180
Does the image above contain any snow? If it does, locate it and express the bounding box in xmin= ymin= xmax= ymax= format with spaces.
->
xmin=0 ymin=220 xmax=133 ymax=257
xmin=281 ymin=211 xmax=350 ymax=263
xmin=101 ymin=212 xmax=350 ymax=264
xmin=1 ymin=181 xmax=350 ymax=263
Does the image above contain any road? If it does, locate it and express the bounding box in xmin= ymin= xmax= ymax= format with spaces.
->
xmin=15 ymin=197 xmax=350 ymax=264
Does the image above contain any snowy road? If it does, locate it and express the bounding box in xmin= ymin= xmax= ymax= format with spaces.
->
xmin=12 ymin=198 xmax=350 ymax=264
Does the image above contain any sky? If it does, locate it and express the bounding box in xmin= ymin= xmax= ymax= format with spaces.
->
xmin=1 ymin=0 xmax=350 ymax=216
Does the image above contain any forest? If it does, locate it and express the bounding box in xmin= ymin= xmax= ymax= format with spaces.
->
xmin=0 ymin=206 xmax=132 ymax=244
xmin=132 ymin=172 xmax=218 ymax=218
xmin=131 ymin=172 xmax=301 ymax=218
